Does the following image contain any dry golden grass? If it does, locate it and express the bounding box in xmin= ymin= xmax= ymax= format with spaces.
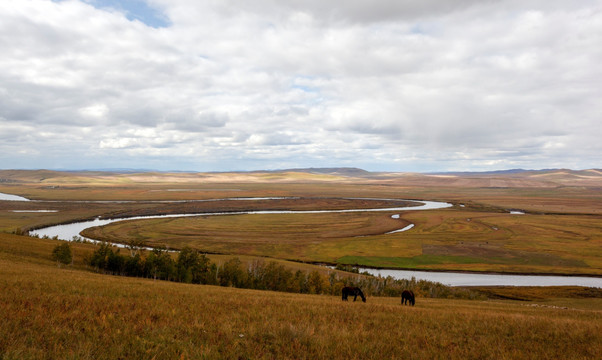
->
xmin=1 ymin=233 xmax=601 ymax=360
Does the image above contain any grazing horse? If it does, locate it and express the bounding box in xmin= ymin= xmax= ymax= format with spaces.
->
xmin=342 ymin=286 xmax=366 ymax=302
xmin=401 ymin=290 xmax=415 ymax=306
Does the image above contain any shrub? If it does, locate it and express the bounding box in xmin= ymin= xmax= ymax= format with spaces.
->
xmin=51 ymin=242 xmax=72 ymax=266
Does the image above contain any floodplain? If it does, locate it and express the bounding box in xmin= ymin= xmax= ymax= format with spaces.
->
xmin=3 ymin=168 xmax=600 ymax=275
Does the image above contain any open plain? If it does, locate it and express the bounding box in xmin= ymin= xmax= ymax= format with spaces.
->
xmin=1 ymin=168 xmax=601 ymax=358
xmin=2 ymin=168 xmax=601 ymax=275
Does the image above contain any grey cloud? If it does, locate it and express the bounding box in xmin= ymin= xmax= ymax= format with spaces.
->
xmin=0 ymin=0 xmax=600 ymax=171
xmin=165 ymin=111 xmax=229 ymax=132
xmin=214 ymin=0 xmax=494 ymax=24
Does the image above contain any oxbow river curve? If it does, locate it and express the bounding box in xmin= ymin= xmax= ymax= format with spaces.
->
xmin=30 ymin=198 xmax=452 ymax=242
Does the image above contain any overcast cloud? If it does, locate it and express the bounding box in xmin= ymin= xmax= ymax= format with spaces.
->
xmin=0 ymin=0 xmax=600 ymax=172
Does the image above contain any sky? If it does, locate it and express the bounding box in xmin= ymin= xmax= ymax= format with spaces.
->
xmin=1 ymin=0 xmax=601 ymax=173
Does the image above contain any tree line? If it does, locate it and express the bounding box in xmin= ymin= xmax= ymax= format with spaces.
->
xmin=55 ymin=241 xmax=484 ymax=300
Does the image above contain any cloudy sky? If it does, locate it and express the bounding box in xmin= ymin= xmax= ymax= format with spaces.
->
xmin=1 ymin=0 xmax=600 ymax=172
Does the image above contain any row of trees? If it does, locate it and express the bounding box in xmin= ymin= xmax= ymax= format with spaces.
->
xmin=85 ymin=243 xmax=338 ymax=295
xmin=82 ymin=242 xmax=484 ymax=299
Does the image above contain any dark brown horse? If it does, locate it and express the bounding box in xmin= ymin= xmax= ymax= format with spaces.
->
xmin=342 ymin=286 xmax=366 ymax=302
xmin=401 ymin=290 xmax=415 ymax=306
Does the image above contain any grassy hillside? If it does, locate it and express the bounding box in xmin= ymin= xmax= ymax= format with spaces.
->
xmin=1 ymin=233 xmax=601 ymax=359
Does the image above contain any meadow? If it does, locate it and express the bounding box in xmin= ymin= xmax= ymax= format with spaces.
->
xmin=1 ymin=232 xmax=601 ymax=359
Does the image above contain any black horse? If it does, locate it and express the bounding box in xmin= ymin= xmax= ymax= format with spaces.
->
xmin=342 ymin=286 xmax=366 ymax=302
xmin=401 ymin=290 xmax=415 ymax=306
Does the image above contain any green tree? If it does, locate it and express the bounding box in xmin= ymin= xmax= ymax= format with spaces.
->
xmin=86 ymin=242 xmax=114 ymax=271
xmin=125 ymin=253 xmax=144 ymax=277
xmin=51 ymin=242 xmax=72 ymax=266
xmin=144 ymin=246 xmax=175 ymax=281
xmin=176 ymin=247 xmax=211 ymax=283
xmin=219 ymin=258 xmax=248 ymax=287
xmin=307 ymin=270 xmax=328 ymax=294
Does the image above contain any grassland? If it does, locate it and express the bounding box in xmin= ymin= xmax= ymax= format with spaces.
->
xmin=81 ymin=208 xmax=602 ymax=275
xmin=1 ymin=232 xmax=601 ymax=359
xmin=2 ymin=169 xmax=602 ymax=275
xmin=2 ymin=169 xmax=602 ymax=359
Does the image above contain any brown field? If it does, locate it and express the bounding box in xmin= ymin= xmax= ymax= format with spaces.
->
xmin=1 ymin=232 xmax=601 ymax=359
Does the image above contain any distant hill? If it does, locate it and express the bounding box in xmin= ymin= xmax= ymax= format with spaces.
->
xmin=428 ymin=169 xmax=532 ymax=176
xmin=429 ymin=168 xmax=602 ymax=177
xmin=1 ymin=168 xmax=600 ymax=186
xmin=272 ymin=167 xmax=374 ymax=177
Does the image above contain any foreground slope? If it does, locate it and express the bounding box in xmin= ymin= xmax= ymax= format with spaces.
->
xmin=1 ymin=233 xmax=601 ymax=359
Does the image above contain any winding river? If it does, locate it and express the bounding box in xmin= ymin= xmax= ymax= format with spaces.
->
xmin=29 ymin=198 xmax=451 ymax=242
xmin=3 ymin=191 xmax=600 ymax=287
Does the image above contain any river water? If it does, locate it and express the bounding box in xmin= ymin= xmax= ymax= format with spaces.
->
xmin=0 ymin=192 xmax=30 ymax=201
xmin=359 ymin=268 xmax=602 ymax=288
xmin=4 ymin=191 xmax=599 ymax=287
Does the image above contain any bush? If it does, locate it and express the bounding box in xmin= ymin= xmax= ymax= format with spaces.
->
xmin=52 ymin=242 xmax=72 ymax=266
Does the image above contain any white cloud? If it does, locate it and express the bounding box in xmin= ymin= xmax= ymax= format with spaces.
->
xmin=0 ymin=0 xmax=600 ymax=171
xmin=79 ymin=104 xmax=109 ymax=119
